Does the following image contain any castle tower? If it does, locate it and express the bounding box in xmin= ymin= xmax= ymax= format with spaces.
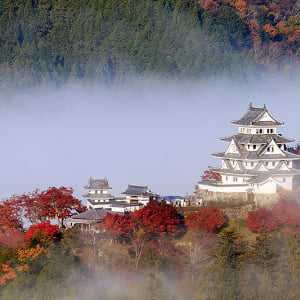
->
xmin=83 ymin=177 xmax=113 ymax=209
xmin=199 ymin=104 xmax=300 ymax=194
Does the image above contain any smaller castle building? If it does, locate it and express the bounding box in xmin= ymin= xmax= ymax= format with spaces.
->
xmin=121 ymin=185 xmax=158 ymax=205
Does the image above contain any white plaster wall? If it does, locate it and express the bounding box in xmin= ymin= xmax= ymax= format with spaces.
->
xmin=254 ymin=181 xmax=277 ymax=194
xmin=198 ymin=182 xmax=249 ymax=193
xmin=111 ymin=205 xmax=140 ymax=213
xmin=276 ymin=176 xmax=293 ymax=189
xmin=244 ymin=161 xmax=258 ymax=169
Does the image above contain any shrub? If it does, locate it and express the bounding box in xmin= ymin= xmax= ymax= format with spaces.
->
xmin=25 ymin=221 xmax=61 ymax=247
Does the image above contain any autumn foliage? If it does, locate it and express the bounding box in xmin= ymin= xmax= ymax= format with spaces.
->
xmin=246 ymin=208 xmax=281 ymax=233
xmin=0 ymin=198 xmax=23 ymax=232
xmin=101 ymin=213 xmax=134 ymax=240
xmin=132 ymin=200 xmax=182 ymax=237
xmin=30 ymin=187 xmax=86 ymax=228
xmin=186 ymin=206 xmax=226 ymax=233
xmin=0 ymin=245 xmax=45 ymax=286
xmin=272 ymin=198 xmax=300 ymax=228
xmin=19 ymin=187 xmax=86 ymax=228
xmin=25 ymin=221 xmax=61 ymax=246
xmin=201 ymin=168 xmax=222 ymax=182
xmin=101 ymin=200 xmax=182 ymax=268
xmin=102 ymin=200 xmax=182 ymax=240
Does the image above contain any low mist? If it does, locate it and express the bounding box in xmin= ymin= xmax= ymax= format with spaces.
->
xmin=0 ymin=76 xmax=299 ymax=201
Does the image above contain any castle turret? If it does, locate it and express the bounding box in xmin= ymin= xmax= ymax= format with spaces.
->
xmin=83 ymin=177 xmax=113 ymax=209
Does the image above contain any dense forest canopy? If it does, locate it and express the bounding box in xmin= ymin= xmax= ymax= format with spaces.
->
xmin=0 ymin=0 xmax=299 ymax=90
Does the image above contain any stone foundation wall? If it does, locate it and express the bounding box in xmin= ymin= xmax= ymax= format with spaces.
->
xmin=223 ymin=205 xmax=254 ymax=220
xmin=197 ymin=189 xmax=279 ymax=208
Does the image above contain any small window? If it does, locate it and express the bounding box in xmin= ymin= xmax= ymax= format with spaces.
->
xmin=259 ymin=129 xmax=263 ymax=133
xmin=265 ymin=162 xmax=268 ymax=166
xmin=226 ymin=176 xmax=228 ymax=181
xmin=272 ymin=162 xmax=276 ymax=166
xmin=251 ymin=162 xmax=254 ymax=167
xmin=253 ymin=145 xmax=257 ymax=150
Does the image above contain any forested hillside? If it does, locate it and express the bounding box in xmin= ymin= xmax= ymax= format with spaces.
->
xmin=2 ymin=190 xmax=300 ymax=299
xmin=0 ymin=0 xmax=299 ymax=89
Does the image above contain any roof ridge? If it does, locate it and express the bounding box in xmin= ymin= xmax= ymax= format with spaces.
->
xmin=252 ymin=107 xmax=267 ymax=124
xmin=128 ymin=184 xmax=148 ymax=188
xmin=257 ymin=138 xmax=273 ymax=156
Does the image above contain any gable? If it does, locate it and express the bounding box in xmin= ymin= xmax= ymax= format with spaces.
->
xmin=225 ymin=139 xmax=240 ymax=155
xmin=259 ymin=139 xmax=285 ymax=157
xmin=255 ymin=162 xmax=269 ymax=172
xmin=276 ymin=161 xmax=290 ymax=171
xmin=257 ymin=111 xmax=276 ymax=122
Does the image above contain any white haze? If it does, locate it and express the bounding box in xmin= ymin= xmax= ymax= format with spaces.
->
xmin=0 ymin=76 xmax=299 ymax=202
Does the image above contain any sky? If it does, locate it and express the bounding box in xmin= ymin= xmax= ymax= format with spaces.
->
xmin=0 ymin=76 xmax=300 ymax=202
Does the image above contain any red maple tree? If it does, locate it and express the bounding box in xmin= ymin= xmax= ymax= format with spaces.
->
xmin=132 ymin=200 xmax=182 ymax=237
xmin=0 ymin=198 xmax=25 ymax=248
xmin=20 ymin=190 xmax=47 ymax=224
xmin=246 ymin=208 xmax=281 ymax=233
xmin=22 ymin=187 xmax=86 ymax=228
xmin=102 ymin=200 xmax=182 ymax=239
xmin=0 ymin=198 xmax=23 ymax=232
xmin=272 ymin=198 xmax=300 ymax=228
xmin=101 ymin=213 xmax=134 ymax=240
xmin=101 ymin=200 xmax=182 ymax=268
xmin=185 ymin=206 xmax=226 ymax=233
xmin=201 ymin=168 xmax=222 ymax=182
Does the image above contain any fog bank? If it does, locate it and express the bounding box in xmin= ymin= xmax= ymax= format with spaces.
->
xmin=0 ymin=76 xmax=299 ymax=201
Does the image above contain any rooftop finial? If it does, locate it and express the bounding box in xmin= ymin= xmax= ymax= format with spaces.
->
xmin=249 ymin=102 xmax=252 ymax=108
xmin=264 ymin=104 xmax=266 ymax=109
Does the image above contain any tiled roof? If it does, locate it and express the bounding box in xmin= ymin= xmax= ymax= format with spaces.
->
xmin=221 ymin=134 xmax=293 ymax=144
xmin=121 ymin=185 xmax=150 ymax=196
xmin=246 ymin=174 xmax=273 ymax=184
xmin=231 ymin=104 xmax=283 ymax=126
xmin=213 ymin=167 xmax=300 ymax=176
xmin=213 ymin=150 xmax=300 ymax=160
xmin=71 ymin=208 xmax=109 ymax=220
xmin=111 ymin=202 xmax=144 ymax=208
xmin=85 ymin=178 xmax=112 ymax=190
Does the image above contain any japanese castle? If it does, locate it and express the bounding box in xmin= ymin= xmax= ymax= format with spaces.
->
xmin=198 ymin=104 xmax=300 ymax=194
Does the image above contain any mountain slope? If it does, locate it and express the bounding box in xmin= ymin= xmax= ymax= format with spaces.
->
xmin=0 ymin=0 xmax=299 ymax=88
